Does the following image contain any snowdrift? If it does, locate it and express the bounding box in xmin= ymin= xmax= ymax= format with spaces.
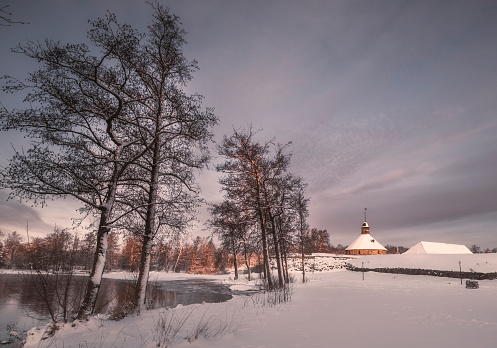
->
xmin=281 ymin=253 xmax=351 ymax=272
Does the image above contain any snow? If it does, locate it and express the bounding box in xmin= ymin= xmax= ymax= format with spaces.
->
xmin=284 ymin=253 xmax=350 ymax=272
xmin=347 ymin=253 xmax=497 ymax=273
xmin=404 ymin=241 xmax=472 ymax=254
xmin=345 ymin=233 xmax=387 ymax=251
xmin=21 ymin=254 xmax=497 ymax=348
xmin=228 ymin=283 xmax=259 ymax=292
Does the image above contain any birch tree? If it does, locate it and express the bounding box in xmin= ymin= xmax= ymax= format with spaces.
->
xmin=0 ymin=10 xmax=155 ymax=320
xmin=1 ymin=2 xmax=216 ymax=317
xmin=110 ymin=3 xmax=216 ymax=310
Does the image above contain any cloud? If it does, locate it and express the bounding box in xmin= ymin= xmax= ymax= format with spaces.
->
xmin=0 ymin=191 xmax=87 ymax=239
xmin=2 ymin=0 xmax=497 ymax=250
xmin=0 ymin=191 xmax=52 ymax=238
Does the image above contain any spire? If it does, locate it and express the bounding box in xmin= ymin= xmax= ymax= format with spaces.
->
xmin=361 ymin=208 xmax=370 ymax=234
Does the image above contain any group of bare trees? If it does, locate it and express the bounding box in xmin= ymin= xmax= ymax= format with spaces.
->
xmin=0 ymin=227 xmax=105 ymax=271
xmin=0 ymin=227 xmax=225 ymax=275
xmin=120 ymin=234 xmax=223 ymax=274
xmin=209 ymin=126 xmax=311 ymax=288
xmin=0 ymin=3 xmax=216 ymax=320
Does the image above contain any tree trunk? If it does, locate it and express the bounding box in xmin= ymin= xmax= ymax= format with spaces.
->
xmin=243 ymin=242 xmax=251 ymax=281
xmin=173 ymin=247 xmax=182 ymax=272
xmin=77 ymin=156 xmax=121 ymax=321
xmin=268 ymin=211 xmax=284 ymax=288
xmin=282 ymin=240 xmax=289 ymax=284
xmin=301 ymin=232 xmax=306 ymax=283
xmin=232 ymin=238 xmax=239 ymax=280
xmin=77 ymin=209 xmax=111 ymax=320
xmin=134 ymin=123 xmax=161 ymax=310
xmin=256 ymin=181 xmax=272 ymax=289
xmin=258 ymin=252 xmax=263 ymax=279
xmin=135 ymin=235 xmax=152 ymax=311
xmin=258 ymin=212 xmax=272 ymax=289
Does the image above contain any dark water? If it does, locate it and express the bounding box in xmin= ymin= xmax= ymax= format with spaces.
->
xmin=0 ymin=273 xmax=232 ymax=347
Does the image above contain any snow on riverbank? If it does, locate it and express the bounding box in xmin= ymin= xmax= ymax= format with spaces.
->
xmin=22 ymin=264 xmax=497 ymax=348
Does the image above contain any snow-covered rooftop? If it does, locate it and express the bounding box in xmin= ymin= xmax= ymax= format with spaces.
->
xmin=345 ymin=233 xmax=387 ymax=251
xmin=404 ymin=241 xmax=472 ymax=255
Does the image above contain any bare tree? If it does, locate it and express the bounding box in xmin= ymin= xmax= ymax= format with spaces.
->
xmin=3 ymin=230 xmax=22 ymax=268
xmin=1 ymin=2 xmax=216 ymax=318
xmin=101 ymin=3 xmax=217 ymax=310
xmin=0 ymin=10 xmax=154 ymax=319
xmin=217 ymin=127 xmax=271 ymax=288
xmin=208 ymin=200 xmax=252 ymax=280
xmin=216 ymin=126 xmax=295 ymax=289
xmin=306 ymin=229 xmax=332 ymax=253
xmin=288 ymin=177 xmax=310 ymax=283
xmin=0 ymin=3 xmax=28 ymax=26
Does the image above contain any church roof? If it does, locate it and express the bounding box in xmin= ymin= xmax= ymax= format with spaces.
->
xmin=345 ymin=233 xmax=387 ymax=251
xmin=404 ymin=241 xmax=472 ymax=255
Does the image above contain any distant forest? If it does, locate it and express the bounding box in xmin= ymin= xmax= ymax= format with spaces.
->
xmin=0 ymin=227 xmax=337 ymax=273
xmin=1 ymin=227 xmax=494 ymax=273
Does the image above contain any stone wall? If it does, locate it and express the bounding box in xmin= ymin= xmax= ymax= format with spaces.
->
xmin=346 ymin=265 xmax=497 ymax=280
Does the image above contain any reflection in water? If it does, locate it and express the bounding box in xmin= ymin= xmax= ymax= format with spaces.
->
xmin=0 ymin=273 xmax=87 ymax=319
xmin=0 ymin=273 xmax=232 ymax=347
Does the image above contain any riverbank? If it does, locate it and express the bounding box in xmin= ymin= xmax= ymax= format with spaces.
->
xmin=20 ymin=267 xmax=497 ymax=348
xmin=0 ymin=272 xmax=239 ymax=348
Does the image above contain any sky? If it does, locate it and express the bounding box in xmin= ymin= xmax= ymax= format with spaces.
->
xmin=1 ymin=0 xmax=496 ymax=249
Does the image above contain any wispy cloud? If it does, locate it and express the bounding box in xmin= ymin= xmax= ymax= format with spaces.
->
xmin=1 ymin=0 xmax=497 ymax=248
xmin=0 ymin=192 xmax=52 ymax=238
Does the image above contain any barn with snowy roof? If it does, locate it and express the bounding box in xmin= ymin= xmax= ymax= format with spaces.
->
xmin=404 ymin=241 xmax=472 ymax=255
xmin=345 ymin=221 xmax=387 ymax=256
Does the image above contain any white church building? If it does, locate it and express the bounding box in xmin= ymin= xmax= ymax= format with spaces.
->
xmin=345 ymin=221 xmax=387 ymax=256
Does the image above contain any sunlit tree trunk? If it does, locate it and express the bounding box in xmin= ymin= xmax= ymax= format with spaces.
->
xmin=77 ymin=207 xmax=111 ymax=319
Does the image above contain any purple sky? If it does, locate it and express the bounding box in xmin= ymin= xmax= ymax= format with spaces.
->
xmin=1 ymin=0 xmax=496 ymax=249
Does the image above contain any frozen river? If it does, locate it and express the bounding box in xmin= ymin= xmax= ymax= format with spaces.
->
xmin=0 ymin=273 xmax=232 ymax=347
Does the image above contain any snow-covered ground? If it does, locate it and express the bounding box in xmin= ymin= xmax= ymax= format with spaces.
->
xmin=285 ymin=253 xmax=351 ymax=272
xmin=21 ymin=254 xmax=497 ymax=348
xmin=347 ymin=253 xmax=497 ymax=274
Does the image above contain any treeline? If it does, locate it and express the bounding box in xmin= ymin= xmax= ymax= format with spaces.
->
xmin=0 ymin=227 xmax=345 ymax=273
xmin=0 ymin=228 xmax=221 ymax=273
xmin=468 ymin=245 xmax=497 ymax=254
xmin=2 ymin=227 xmax=493 ymax=274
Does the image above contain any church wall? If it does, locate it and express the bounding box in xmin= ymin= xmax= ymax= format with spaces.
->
xmin=346 ymin=249 xmax=387 ymax=256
